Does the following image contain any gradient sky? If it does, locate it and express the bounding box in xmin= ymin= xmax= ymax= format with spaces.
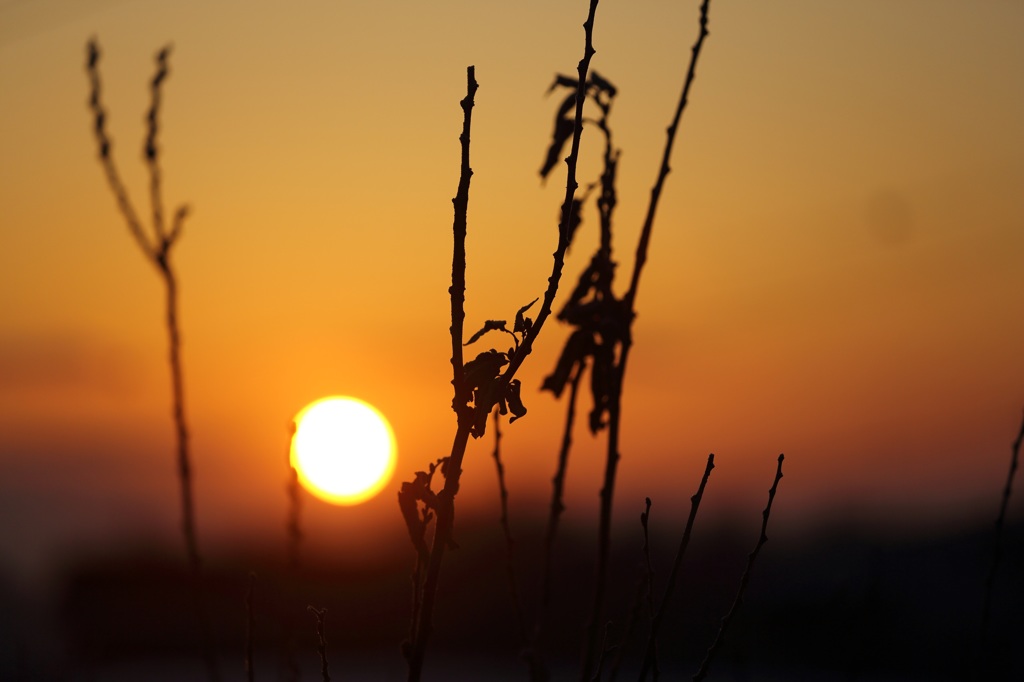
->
xmin=2 ymin=0 xmax=1023 ymax=587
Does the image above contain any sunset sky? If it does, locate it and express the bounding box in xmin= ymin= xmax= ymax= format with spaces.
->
xmin=2 ymin=0 xmax=1023 ymax=589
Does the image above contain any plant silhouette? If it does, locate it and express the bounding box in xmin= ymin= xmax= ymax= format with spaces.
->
xmin=85 ymin=39 xmax=219 ymax=682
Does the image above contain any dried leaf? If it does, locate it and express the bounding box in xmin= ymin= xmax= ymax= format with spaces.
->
xmin=463 ymin=349 xmax=509 ymax=391
xmin=546 ymin=73 xmax=578 ymax=95
xmin=513 ymin=298 xmax=539 ymax=334
xmin=540 ymin=116 xmax=575 ymax=180
xmin=589 ymin=70 xmax=617 ymax=98
xmin=541 ymin=329 xmax=593 ymax=397
xmin=506 ymin=379 xmax=527 ymax=423
xmin=465 ymin=320 xmax=510 ymax=346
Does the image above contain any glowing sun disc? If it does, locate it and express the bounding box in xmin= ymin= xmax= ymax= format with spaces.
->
xmin=291 ymin=396 xmax=397 ymax=506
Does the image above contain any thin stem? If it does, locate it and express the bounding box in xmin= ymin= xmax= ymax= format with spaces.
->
xmin=693 ymin=454 xmax=785 ymax=682
xmin=308 ymin=606 xmax=331 ymax=682
xmin=639 ymin=454 xmax=715 ymax=681
xmin=639 ymin=498 xmax=659 ymax=681
xmin=492 ymin=409 xmax=547 ymax=681
xmin=146 ymin=46 xmax=170 ymax=245
xmin=283 ymin=422 xmax=302 ymax=682
xmin=86 ymin=40 xmax=216 ymax=682
xmin=405 ymin=66 xmax=478 ymax=682
xmin=449 ymin=67 xmax=477 ymax=420
xmin=285 ymin=421 xmax=302 ymax=572
xmin=979 ymin=409 xmax=1024 ymax=662
xmin=608 ymin=575 xmax=647 ymax=682
xmin=580 ymin=370 xmax=624 ymax=681
xmin=541 ymin=358 xmax=586 ymax=626
xmin=86 ymin=41 xmax=153 ymax=260
xmin=495 ymin=0 xmax=600 ymax=389
xmin=407 ymin=2 xmax=602 ymax=674
xmin=407 ymin=421 xmax=472 ymax=682
xmin=581 ymin=4 xmax=711 ymax=676
xmin=492 ymin=409 xmax=529 ymax=642
xmin=624 ymin=0 xmax=711 ymax=310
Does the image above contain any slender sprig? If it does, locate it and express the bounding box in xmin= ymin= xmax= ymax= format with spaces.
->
xmin=578 ymin=3 xmax=712 ymax=677
xmin=86 ymin=39 xmax=218 ymax=682
xmin=693 ymin=454 xmax=785 ymax=682
xmin=404 ymin=1 xmax=602 ymax=675
xmin=540 ymin=358 xmax=586 ymax=633
xmin=979 ymin=409 xmax=1024 ymax=665
xmin=283 ymin=421 xmax=302 ymax=682
xmin=308 ymin=606 xmax=331 ymax=682
xmin=491 ymin=409 xmax=547 ymax=680
xmin=639 ymin=454 xmax=715 ymax=680
xmin=639 ymin=498 xmax=659 ymax=680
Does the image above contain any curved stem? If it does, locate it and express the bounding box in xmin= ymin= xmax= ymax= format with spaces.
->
xmin=694 ymin=454 xmax=785 ymax=682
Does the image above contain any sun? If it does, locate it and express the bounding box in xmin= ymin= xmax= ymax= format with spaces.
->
xmin=291 ymin=396 xmax=397 ymax=506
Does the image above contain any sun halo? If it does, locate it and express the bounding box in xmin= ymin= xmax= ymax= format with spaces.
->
xmin=291 ymin=396 xmax=397 ymax=506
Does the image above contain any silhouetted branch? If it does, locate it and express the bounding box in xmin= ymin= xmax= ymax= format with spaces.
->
xmin=405 ymin=65 xmax=478 ymax=682
xmin=308 ymin=606 xmax=331 ymax=682
xmin=282 ymin=421 xmax=302 ymax=681
xmin=86 ymin=40 xmax=153 ymax=260
xmin=693 ymin=454 xmax=784 ymax=682
xmin=624 ymin=0 xmax=711 ymax=308
xmin=639 ymin=453 xmax=715 ymax=681
xmin=492 ymin=409 xmax=526 ymax=635
xmin=980 ymin=409 xmax=1024 ymax=661
xmin=541 ymin=357 xmax=586 ymax=631
xmin=580 ymin=3 xmax=711 ymax=677
xmin=406 ymin=0 xmax=604 ymax=674
xmin=639 ymin=498 xmax=659 ymax=680
xmin=494 ymin=0 xmax=600 ymax=393
xmin=85 ymin=39 xmax=216 ymax=682
xmin=607 ymin=574 xmax=646 ymax=682
xmin=591 ymin=620 xmax=616 ymax=682
xmin=491 ymin=409 xmax=547 ymax=681
xmin=285 ymin=421 xmax=302 ymax=571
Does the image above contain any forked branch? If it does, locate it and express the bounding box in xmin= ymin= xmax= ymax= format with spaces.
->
xmin=405 ymin=2 xmax=604 ymax=677
xmin=639 ymin=454 xmax=715 ymax=681
xmin=693 ymin=454 xmax=785 ymax=682
xmin=85 ymin=39 xmax=216 ymax=682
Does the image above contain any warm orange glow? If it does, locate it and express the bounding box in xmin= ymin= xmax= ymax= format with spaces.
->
xmin=291 ymin=396 xmax=397 ymax=506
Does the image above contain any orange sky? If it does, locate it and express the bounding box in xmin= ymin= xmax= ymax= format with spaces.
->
xmin=2 ymin=0 xmax=1023 ymax=585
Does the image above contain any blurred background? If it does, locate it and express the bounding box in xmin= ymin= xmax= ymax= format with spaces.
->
xmin=2 ymin=0 xmax=1023 ymax=678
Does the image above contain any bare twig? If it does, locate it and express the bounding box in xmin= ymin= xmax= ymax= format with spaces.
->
xmin=591 ymin=620 xmax=616 ymax=682
xmin=693 ymin=454 xmax=785 ymax=682
xmin=624 ymin=0 xmax=711 ymax=309
xmin=607 ymin=575 xmax=647 ymax=682
xmin=308 ymin=606 xmax=331 ymax=682
xmin=979 ymin=409 xmax=1024 ymax=662
xmin=639 ymin=498 xmax=659 ymax=680
xmin=491 ymin=409 xmax=547 ymax=680
xmin=405 ymin=66 xmax=478 ymax=682
xmin=639 ymin=454 xmax=715 ymax=680
xmin=86 ymin=39 xmax=218 ymax=682
xmin=492 ymin=409 xmax=528 ymax=640
xmin=541 ymin=358 xmax=586 ymax=630
xmin=283 ymin=421 xmax=302 ymax=682
xmin=406 ymin=1 xmax=602 ymax=674
xmin=580 ymin=4 xmax=711 ymax=678
xmin=285 ymin=420 xmax=302 ymax=572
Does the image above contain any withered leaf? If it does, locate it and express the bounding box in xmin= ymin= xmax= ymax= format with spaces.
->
xmin=506 ymin=379 xmax=527 ymax=423
xmin=465 ymin=320 xmax=510 ymax=346
xmin=463 ymin=349 xmax=509 ymax=391
xmin=513 ymin=298 xmax=539 ymax=334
